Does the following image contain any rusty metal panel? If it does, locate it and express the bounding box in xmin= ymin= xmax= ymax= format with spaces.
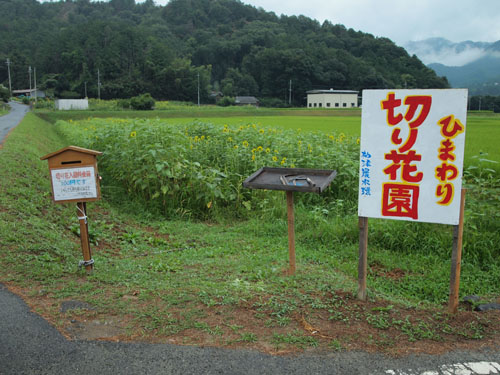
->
xmin=243 ymin=167 xmax=337 ymax=194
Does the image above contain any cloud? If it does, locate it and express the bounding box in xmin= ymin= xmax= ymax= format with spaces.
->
xmin=411 ymin=46 xmax=488 ymax=66
xmin=242 ymin=0 xmax=500 ymax=45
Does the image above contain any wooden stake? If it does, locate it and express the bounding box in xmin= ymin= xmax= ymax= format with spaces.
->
xmin=358 ymin=216 xmax=368 ymax=301
xmin=286 ymin=191 xmax=296 ymax=275
xmin=77 ymin=202 xmax=93 ymax=273
xmin=448 ymin=188 xmax=466 ymax=314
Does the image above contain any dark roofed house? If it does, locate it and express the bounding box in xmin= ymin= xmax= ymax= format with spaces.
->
xmin=210 ymin=91 xmax=224 ymax=104
xmin=235 ymin=96 xmax=259 ymax=107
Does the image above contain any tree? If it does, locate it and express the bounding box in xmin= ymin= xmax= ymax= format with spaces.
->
xmin=0 ymin=0 xmax=450 ymax=104
xmin=0 ymin=84 xmax=9 ymax=102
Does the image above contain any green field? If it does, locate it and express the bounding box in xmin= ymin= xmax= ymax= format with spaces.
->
xmin=37 ymin=108 xmax=500 ymax=170
xmin=158 ymin=114 xmax=500 ymax=168
xmin=1 ymin=110 xmax=499 ymax=353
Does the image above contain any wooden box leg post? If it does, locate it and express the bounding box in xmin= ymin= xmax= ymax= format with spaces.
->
xmin=448 ymin=188 xmax=466 ymax=314
xmin=358 ymin=216 xmax=368 ymax=301
xmin=286 ymin=191 xmax=296 ymax=275
xmin=77 ymin=202 xmax=93 ymax=273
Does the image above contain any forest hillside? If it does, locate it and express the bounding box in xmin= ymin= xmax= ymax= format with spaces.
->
xmin=0 ymin=0 xmax=449 ymax=105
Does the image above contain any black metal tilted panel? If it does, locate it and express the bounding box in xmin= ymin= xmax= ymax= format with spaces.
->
xmin=243 ymin=167 xmax=337 ymax=194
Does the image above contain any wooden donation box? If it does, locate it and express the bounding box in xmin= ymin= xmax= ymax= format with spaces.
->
xmin=41 ymin=146 xmax=103 ymax=272
xmin=40 ymin=146 xmax=102 ymax=204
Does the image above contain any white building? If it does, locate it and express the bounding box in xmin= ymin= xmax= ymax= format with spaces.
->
xmin=55 ymin=99 xmax=89 ymax=110
xmin=307 ymin=89 xmax=359 ymax=109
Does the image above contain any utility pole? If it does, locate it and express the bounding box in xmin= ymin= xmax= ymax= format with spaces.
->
xmin=288 ymin=79 xmax=292 ymax=106
xmin=97 ymin=69 xmax=101 ymax=100
xmin=34 ymin=67 xmax=37 ymax=105
xmin=197 ymin=72 xmax=200 ymax=106
xmin=478 ymin=97 xmax=481 ymax=111
xmin=6 ymin=58 xmax=12 ymax=97
xmin=28 ymin=66 xmax=32 ymax=101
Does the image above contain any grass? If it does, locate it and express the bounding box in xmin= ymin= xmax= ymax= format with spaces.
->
xmin=0 ymin=103 xmax=10 ymax=116
xmin=463 ymin=115 xmax=500 ymax=170
xmin=0 ymin=110 xmax=499 ymax=355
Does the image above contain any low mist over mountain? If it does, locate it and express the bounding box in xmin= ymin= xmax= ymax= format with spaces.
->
xmin=405 ymin=38 xmax=500 ymax=95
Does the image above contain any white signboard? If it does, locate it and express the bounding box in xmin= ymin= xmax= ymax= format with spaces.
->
xmin=51 ymin=166 xmax=98 ymax=202
xmin=358 ymin=89 xmax=467 ymax=225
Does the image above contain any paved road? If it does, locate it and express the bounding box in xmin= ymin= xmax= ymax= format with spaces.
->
xmin=1 ymin=284 xmax=499 ymax=375
xmin=0 ymin=101 xmax=29 ymax=146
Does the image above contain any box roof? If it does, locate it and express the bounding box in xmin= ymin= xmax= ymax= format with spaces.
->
xmin=40 ymin=146 xmax=102 ymax=160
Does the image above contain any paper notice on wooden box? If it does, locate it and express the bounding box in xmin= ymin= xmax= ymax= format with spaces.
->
xmin=358 ymin=89 xmax=467 ymax=225
xmin=51 ymin=166 xmax=98 ymax=202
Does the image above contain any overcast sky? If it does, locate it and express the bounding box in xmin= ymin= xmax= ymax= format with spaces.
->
xmin=149 ymin=0 xmax=500 ymax=46
xmin=244 ymin=0 xmax=500 ymax=45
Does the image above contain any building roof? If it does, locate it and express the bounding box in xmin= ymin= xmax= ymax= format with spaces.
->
xmin=12 ymin=89 xmax=43 ymax=94
xmin=235 ymin=96 xmax=259 ymax=104
xmin=12 ymin=89 xmax=46 ymax=97
xmin=307 ymin=89 xmax=358 ymax=95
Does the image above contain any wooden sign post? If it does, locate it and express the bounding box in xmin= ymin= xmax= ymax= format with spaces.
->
xmin=357 ymin=89 xmax=468 ymax=307
xmin=41 ymin=146 xmax=102 ymax=273
xmin=243 ymin=167 xmax=337 ymax=276
xmin=358 ymin=216 xmax=369 ymax=301
xmin=286 ymin=191 xmax=296 ymax=275
xmin=448 ymin=188 xmax=467 ymax=313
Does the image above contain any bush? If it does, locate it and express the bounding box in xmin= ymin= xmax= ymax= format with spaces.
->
xmin=217 ymin=96 xmax=235 ymax=107
xmin=0 ymin=84 xmax=9 ymax=103
xmin=117 ymin=98 xmax=131 ymax=109
xmin=130 ymin=93 xmax=155 ymax=110
xmin=33 ymin=98 xmax=54 ymax=109
xmin=259 ymin=97 xmax=288 ymax=108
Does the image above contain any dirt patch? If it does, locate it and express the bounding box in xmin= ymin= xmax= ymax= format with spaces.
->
xmin=370 ymin=261 xmax=412 ymax=280
xmin=3 ymin=282 xmax=499 ymax=357
xmin=66 ymin=318 xmax=125 ymax=341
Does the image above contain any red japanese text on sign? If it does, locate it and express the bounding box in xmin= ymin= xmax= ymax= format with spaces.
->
xmin=379 ymin=93 xmax=432 ymax=219
xmin=435 ymin=115 xmax=464 ymax=205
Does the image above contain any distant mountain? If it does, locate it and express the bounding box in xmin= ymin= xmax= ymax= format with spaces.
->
xmin=405 ymin=38 xmax=500 ymax=95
